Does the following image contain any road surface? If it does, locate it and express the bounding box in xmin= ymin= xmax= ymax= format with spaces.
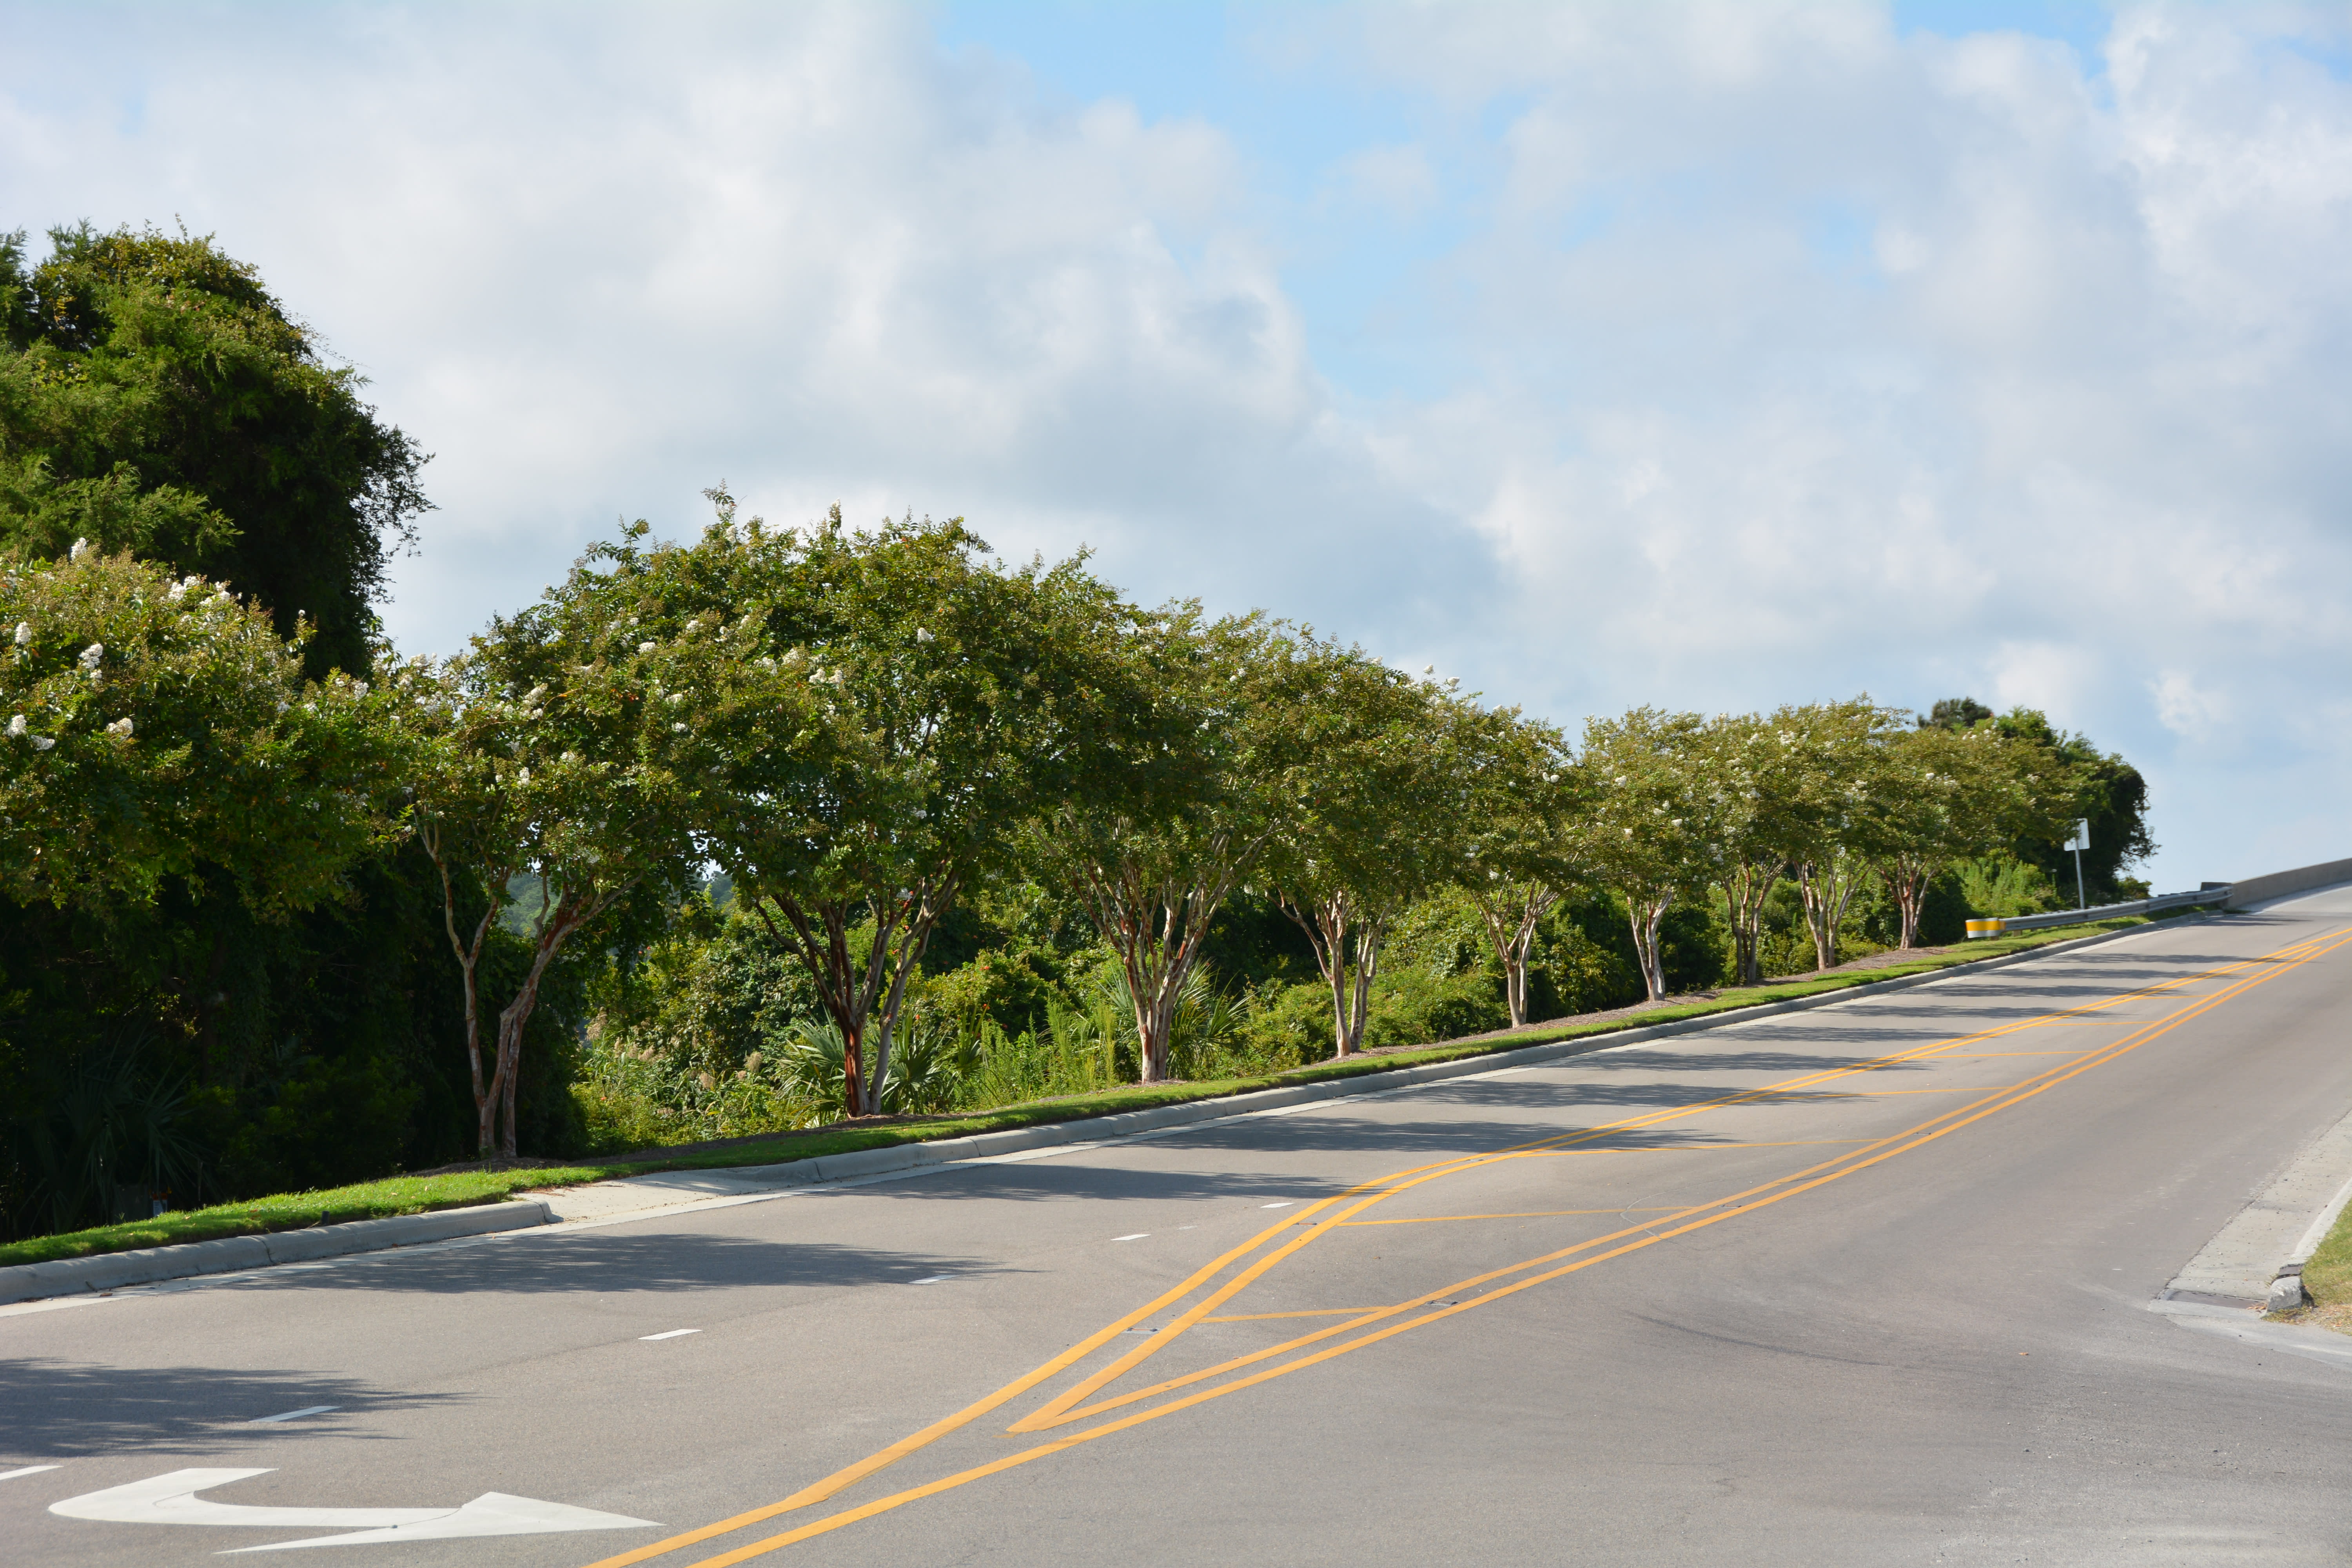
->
xmin=7 ymin=886 xmax=2352 ymax=1566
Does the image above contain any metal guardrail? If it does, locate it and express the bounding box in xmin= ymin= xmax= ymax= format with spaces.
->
xmin=1980 ymin=885 xmax=2232 ymax=935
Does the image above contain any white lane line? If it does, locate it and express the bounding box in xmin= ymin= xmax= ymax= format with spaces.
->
xmin=247 ymin=1405 xmax=338 ymax=1424
xmin=1261 ymin=1201 xmax=1295 ymax=1209
xmin=0 ymin=1465 xmax=61 ymax=1481
xmin=1112 ymin=1233 xmax=1150 ymax=1242
xmin=911 ymin=1275 xmax=951 ymax=1285
xmin=638 ymin=1329 xmax=700 ymax=1341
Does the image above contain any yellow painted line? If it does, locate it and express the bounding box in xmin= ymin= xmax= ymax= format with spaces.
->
xmin=1800 ymin=1087 xmax=2013 ymax=1096
xmin=1011 ymin=925 xmax=2352 ymax=1441
xmin=608 ymin=931 xmax=2347 ymax=1568
xmin=659 ymin=933 xmax=2352 ymax=1568
xmin=641 ymin=932 xmax=2345 ymax=1562
xmin=1946 ymin=1050 xmax=2100 ymax=1057
xmin=1588 ymin=1139 xmax=1875 ymax=1151
xmin=595 ymin=926 xmax=2351 ymax=1568
xmin=1340 ymin=1209 xmax=1686 ymax=1226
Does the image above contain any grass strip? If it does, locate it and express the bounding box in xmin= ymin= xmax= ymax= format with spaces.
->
xmin=0 ymin=914 xmax=2171 ymax=1270
xmin=2296 ymin=1195 xmax=2352 ymax=1310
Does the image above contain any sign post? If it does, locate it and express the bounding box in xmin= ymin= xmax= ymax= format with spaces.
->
xmin=2071 ymin=818 xmax=2090 ymax=910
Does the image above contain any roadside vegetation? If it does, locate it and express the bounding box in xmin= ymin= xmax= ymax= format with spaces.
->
xmin=0 ymin=223 xmax=2163 ymax=1250
xmin=0 ymin=915 xmax=2164 ymax=1267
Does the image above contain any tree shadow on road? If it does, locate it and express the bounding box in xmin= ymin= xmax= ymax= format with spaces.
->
xmin=0 ymin=1359 xmax=459 ymax=1458
xmin=236 ymin=1232 xmax=993 ymax=1299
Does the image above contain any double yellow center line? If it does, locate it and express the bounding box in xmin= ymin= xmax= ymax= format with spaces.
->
xmin=584 ymin=924 xmax=2352 ymax=1567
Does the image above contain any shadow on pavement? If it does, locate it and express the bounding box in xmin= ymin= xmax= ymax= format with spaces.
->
xmin=297 ymin=1231 xmax=989 ymax=1297
xmin=0 ymin=1359 xmax=459 ymax=1457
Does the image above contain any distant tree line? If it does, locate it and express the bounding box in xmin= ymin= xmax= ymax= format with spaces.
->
xmin=0 ymin=227 xmax=2154 ymax=1239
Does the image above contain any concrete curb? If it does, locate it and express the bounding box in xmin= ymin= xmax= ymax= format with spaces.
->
xmin=544 ymin=916 xmax=2168 ymax=1223
xmin=2164 ymin=1070 xmax=2352 ymax=1308
xmin=0 ymin=915 xmax=2169 ymax=1301
xmin=0 ymin=1199 xmax=553 ymax=1307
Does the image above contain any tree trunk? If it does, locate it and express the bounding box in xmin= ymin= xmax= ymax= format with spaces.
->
xmin=1067 ymin=841 xmax=1247 ymax=1086
xmin=487 ymin=902 xmax=587 ymax=1159
xmin=1470 ymin=883 xmax=1560 ymax=1030
xmin=1281 ymin=887 xmax=1387 ymax=1059
xmin=1341 ymin=916 xmax=1388 ymax=1054
xmin=751 ymin=875 xmax=957 ymax=1117
xmin=1884 ymin=861 xmax=1930 ymax=950
xmin=1797 ymin=858 xmax=1860 ymax=971
xmin=1627 ymin=896 xmax=1670 ymax=1003
xmin=1719 ymin=860 xmax=1779 ymax=988
xmin=419 ymin=829 xmax=509 ymax=1161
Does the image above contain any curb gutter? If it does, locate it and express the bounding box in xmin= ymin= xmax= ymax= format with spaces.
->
xmin=0 ymin=918 xmax=2167 ymax=1305
xmin=0 ymin=1199 xmax=553 ymax=1307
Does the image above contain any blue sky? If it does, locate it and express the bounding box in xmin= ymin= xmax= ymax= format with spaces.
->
xmin=3 ymin=1 xmax=2348 ymax=891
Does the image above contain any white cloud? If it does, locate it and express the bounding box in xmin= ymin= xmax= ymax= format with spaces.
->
xmin=1327 ymin=143 xmax=1439 ymax=220
xmin=2 ymin=1 xmax=2347 ymax=890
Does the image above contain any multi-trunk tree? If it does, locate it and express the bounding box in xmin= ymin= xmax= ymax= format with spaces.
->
xmin=405 ymin=524 xmax=774 ymax=1158
xmin=1454 ymin=708 xmax=1582 ymax=1030
xmin=1264 ymin=642 xmax=1475 ymax=1060
xmin=1781 ymin=699 xmax=1905 ymax=971
xmin=1038 ymin=610 xmax=1294 ymax=1083
xmin=674 ymin=492 xmax=1129 ymax=1117
xmin=1873 ymin=722 xmax=2059 ymax=947
xmin=1579 ymin=708 xmax=1711 ymax=1003
xmin=1691 ymin=710 xmax=1807 ymax=987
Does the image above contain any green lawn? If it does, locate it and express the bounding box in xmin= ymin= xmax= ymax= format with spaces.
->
xmin=0 ymin=913 xmax=2167 ymax=1270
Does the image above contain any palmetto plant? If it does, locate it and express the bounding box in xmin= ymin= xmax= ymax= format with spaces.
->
xmin=8 ymin=1028 xmax=201 ymax=1234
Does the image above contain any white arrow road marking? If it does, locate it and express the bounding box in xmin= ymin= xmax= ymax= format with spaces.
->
xmin=249 ymin=1406 xmax=339 ymax=1424
xmin=50 ymin=1469 xmax=654 ymax=1550
xmin=638 ymin=1329 xmax=699 ymax=1341
xmin=2 ymin=1465 xmax=61 ymax=1481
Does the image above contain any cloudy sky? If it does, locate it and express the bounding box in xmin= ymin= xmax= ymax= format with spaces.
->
xmin=6 ymin=1 xmax=2348 ymax=890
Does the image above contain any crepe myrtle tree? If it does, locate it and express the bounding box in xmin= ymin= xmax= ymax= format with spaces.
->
xmin=1265 ymin=643 xmax=1479 ymax=1060
xmin=1456 ymin=708 xmax=1584 ymax=1030
xmin=0 ymin=542 xmax=400 ymax=930
xmin=1873 ymin=722 xmax=2060 ymax=948
xmin=673 ymin=490 xmax=1129 ymax=1118
xmin=1693 ymin=709 xmax=1813 ymax=988
xmin=1038 ymin=608 xmax=1297 ymax=1083
xmin=1579 ymin=708 xmax=1712 ymax=1004
xmin=1782 ymin=698 xmax=1907 ymax=972
xmin=405 ymin=523 xmax=797 ymax=1158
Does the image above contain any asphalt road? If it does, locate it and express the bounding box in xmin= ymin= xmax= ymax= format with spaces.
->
xmin=9 ymin=886 xmax=2352 ymax=1567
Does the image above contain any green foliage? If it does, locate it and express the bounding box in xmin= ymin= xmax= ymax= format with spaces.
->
xmin=1928 ymin=699 xmax=2154 ymax=902
xmin=7 ymin=913 xmax=2158 ymax=1267
xmin=1956 ymin=853 xmax=2063 ymax=917
xmin=0 ymin=546 xmax=401 ymax=919
xmin=1262 ymin=636 xmax=1485 ymax=1059
xmin=0 ymin=224 xmax=431 ymax=675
